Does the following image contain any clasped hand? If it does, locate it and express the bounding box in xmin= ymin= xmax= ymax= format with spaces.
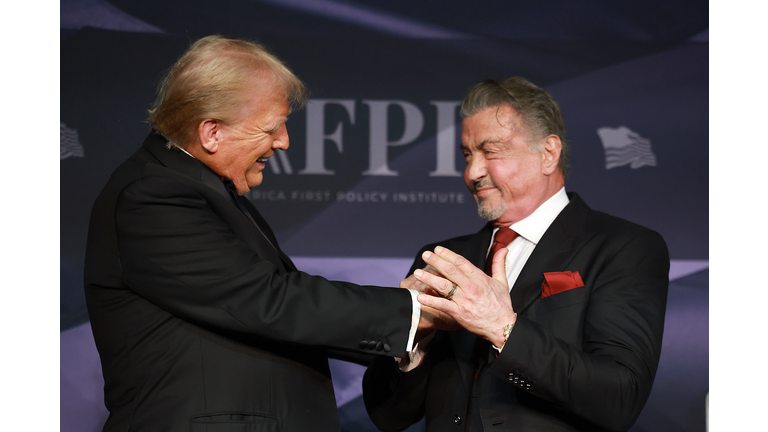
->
xmin=410 ymin=246 xmax=517 ymax=348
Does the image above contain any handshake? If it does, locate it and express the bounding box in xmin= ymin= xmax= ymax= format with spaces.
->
xmin=404 ymin=246 xmax=518 ymax=349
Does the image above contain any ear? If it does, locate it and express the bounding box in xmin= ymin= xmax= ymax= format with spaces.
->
xmin=540 ymin=135 xmax=562 ymax=176
xmin=198 ymin=119 xmax=221 ymax=154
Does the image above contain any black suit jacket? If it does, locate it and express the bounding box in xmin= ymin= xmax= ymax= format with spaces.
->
xmin=84 ymin=132 xmax=414 ymax=432
xmin=363 ymin=193 xmax=669 ymax=432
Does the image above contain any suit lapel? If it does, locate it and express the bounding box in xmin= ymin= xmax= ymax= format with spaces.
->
xmin=511 ymin=193 xmax=594 ymax=314
xmin=239 ymin=198 xmax=298 ymax=272
xmin=142 ymin=132 xmax=291 ymax=273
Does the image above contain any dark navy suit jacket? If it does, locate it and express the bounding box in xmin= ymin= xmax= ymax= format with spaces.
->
xmin=363 ymin=193 xmax=669 ymax=432
xmin=85 ymin=132 xmax=413 ymax=432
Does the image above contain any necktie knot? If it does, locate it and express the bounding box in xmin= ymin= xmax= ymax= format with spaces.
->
xmin=493 ymin=227 xmax=519 ymax=247
xmin=484 ymin=227 xmax=518 ymax=275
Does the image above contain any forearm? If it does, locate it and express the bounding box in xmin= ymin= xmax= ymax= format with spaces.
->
xmin=115 ymin=177 xmax=414 ymax=355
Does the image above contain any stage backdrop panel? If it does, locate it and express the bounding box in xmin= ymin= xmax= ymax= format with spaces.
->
xmin=61 ymin=1 xmax=708 ymax=431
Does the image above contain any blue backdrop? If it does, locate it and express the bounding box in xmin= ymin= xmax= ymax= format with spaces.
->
xmin=60 ymin=1 xmax=708 ymax=431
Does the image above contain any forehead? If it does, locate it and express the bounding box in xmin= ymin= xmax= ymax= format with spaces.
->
xmin=461 ymin=105 xmax=527 ymax=147
xmin=244 ymin=72 xmax=286 ymax=104
xmin=240 ymin=77 xmax=289 ymax=119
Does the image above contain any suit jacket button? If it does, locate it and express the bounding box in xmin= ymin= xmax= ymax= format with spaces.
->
xmin=368 ymin=341 xmax=377 ymax=349
xmin=359 ymin=340 xmax=369 ymax=349
xmin=376 ymin=342 xmax=384 ymax=351
xmin=383 ymin=343 xmax=391 ymax=352
xmin=507 ymin=373 xmax=515 ymax=381
xmin=454 ymin=415 xmax=462 ymax=425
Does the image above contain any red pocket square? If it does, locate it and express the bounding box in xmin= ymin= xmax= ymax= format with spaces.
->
xmin=541 ymin=271 xmax=584 ymax=298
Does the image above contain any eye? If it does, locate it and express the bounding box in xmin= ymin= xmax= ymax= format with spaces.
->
xmin=268 ymin=122 xmax=285 ymax=135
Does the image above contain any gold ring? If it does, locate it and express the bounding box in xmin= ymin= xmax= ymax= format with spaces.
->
xmin=445 ymin=283 xmax=458 ymax=300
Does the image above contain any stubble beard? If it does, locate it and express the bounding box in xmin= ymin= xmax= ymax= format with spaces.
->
xmin=476 ymin=195 xmax=506 ymax=221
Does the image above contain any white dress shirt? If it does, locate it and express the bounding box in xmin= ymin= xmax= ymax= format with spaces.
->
xmin=495 ymin=187 xmax=570 ymax=291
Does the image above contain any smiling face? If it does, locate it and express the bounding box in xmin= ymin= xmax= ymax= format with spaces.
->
xmin=198 ymin=75 xmax=290 ymax=195
xmin=461 ymin=105 xmax=564 ymax=226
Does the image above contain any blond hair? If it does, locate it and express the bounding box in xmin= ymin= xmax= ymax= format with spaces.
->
xmin=148 ymin=35 xmax=306 ymax=148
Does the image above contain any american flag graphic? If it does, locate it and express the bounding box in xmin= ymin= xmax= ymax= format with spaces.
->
xmin=597 ymin=126 xmax=656 ymax=170
xmin=61 ymin=123 xmax=84 ymax=159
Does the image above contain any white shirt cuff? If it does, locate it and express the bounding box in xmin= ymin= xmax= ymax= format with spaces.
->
xmin=405 ymin=289 xmax=420 ymax=352
xmin=398 ymin=330 xmax=435 ymax=372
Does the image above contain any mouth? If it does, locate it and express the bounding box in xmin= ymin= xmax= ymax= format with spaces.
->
xmin=473 ymin=179 xmax=497 ymax=196
xmin=254 ymin=156 xmax=270 ymax=169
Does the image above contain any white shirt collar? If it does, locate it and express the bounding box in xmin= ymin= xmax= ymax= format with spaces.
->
xmin=507 ymin=187 xmax=569 ymax=245
xmin=178 ymin=147 xmax=196 ymax=159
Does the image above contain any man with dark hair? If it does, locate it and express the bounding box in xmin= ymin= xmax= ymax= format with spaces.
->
xmin=363 ymin=77 xmax=669 ymax=431
xmin=84 ymin=35 xmax=436 ymax=432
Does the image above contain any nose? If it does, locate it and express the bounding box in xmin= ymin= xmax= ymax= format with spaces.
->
xmin=465 ymin=155 xmax=487 ymax=185
xmin=273 ymin=125 xmax=290 ymax=150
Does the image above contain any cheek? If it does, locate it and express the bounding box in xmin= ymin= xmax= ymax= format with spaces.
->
xmin=489 ymin=166 xmax=524 ymax=194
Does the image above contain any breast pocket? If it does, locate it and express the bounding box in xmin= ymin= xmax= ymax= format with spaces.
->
xmin=534 ymin=286 xmax=589 ymax=345
xmin=537 ymin=286 xmax=588 ymax=315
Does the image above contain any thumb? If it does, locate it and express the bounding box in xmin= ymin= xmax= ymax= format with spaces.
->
xmin=491 ymin=247 xmax=509 ymax=285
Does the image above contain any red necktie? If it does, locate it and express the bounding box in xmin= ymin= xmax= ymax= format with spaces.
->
xmin=484 ymin=227 xmax=519 ymax=276
xmin=473 ymin=227 xmax=519 ymax=372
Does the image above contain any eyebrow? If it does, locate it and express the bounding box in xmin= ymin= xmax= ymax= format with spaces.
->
xmin=268 ymin=117 xmax=288 ymax=133
xmin=461 ymin=139 xmax=503 ymax=151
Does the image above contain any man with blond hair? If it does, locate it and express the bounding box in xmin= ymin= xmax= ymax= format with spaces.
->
xmin=85 ymin=35 xmax=433 ymax=432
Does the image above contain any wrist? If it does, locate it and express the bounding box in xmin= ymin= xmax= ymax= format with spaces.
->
xmin=491 ymin=313 xmax=518 ymax=350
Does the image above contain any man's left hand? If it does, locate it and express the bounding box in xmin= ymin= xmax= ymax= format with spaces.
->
xmin=413 ymin=246 xmax=517 ymax=348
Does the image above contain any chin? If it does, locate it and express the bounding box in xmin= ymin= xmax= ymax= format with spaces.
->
xmin=247 ymin=175 xmax=264 ymax=188
xmin=477 ymin=199 xmax=506 ymax=222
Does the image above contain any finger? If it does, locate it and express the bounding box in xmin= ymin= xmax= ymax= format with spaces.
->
xmin=491 ymin=247 xmax=510 ymax=284
xmin=413 ymin=268 xmax=455 ymax=298
xmin=423 ymin=264 xmax=439 ymax=275
xmin=420 ymin=250 xmax=468 ymax=288
xmin=400 ymin=274 xmax=423 ymax=290
xmin=432 ymin=246 xmax=486 ymax=289
xmin=417 ymin=293 xmax=459 ymax=316
xmin=433 ymin=246 xmax=470 ymax=266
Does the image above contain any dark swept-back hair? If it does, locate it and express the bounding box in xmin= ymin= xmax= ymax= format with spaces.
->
xmin=461 ymin=77 xmax=570 ymax=178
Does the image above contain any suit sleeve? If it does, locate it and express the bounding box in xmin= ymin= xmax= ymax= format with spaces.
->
xmin=114 ymin=173 xmax=413 ymax=356
xmin=489 ymin=228 xmax=669 ymax=431
xmin=363 ymin=245 xmax=435 ymax=431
